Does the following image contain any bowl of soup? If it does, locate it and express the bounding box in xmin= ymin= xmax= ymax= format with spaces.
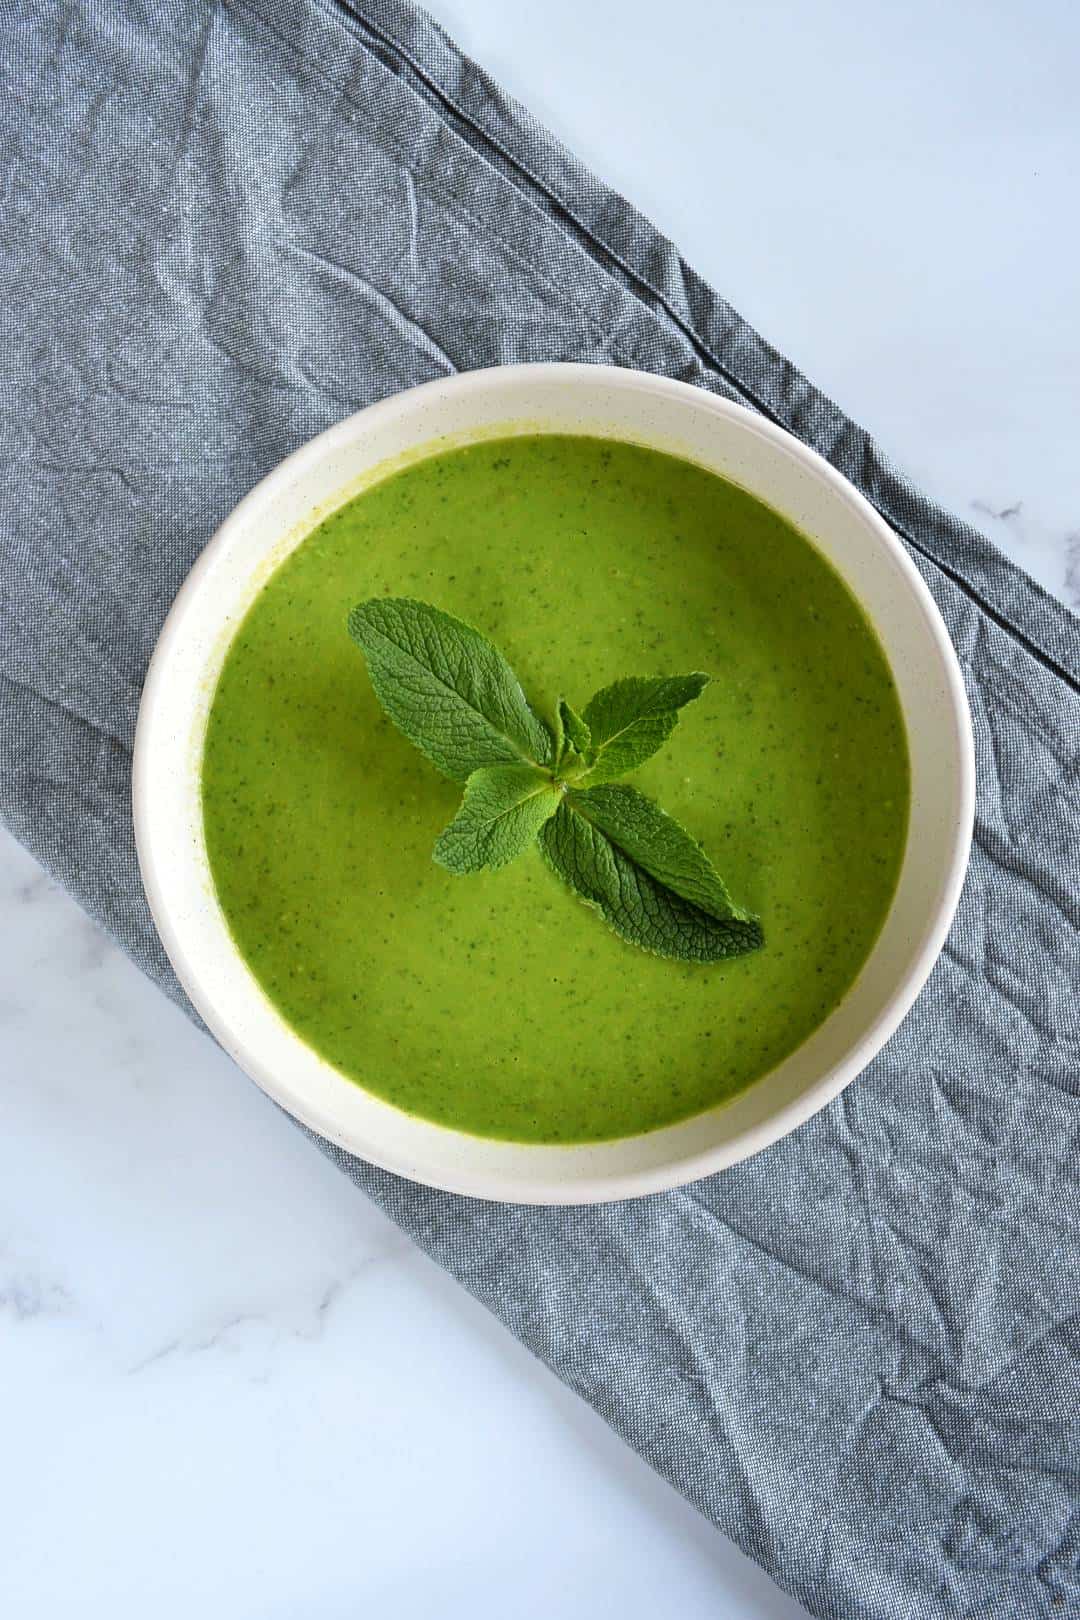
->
xmin=132 ymin=364 xmax=974 ymax=1202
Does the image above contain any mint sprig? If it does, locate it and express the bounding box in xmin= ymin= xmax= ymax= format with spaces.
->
xmin=348 ymin=598 xmax=762 ymax=963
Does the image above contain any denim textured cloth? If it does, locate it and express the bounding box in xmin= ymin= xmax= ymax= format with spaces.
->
xmin=3 ymin=3 xmax=1079 ymax=1615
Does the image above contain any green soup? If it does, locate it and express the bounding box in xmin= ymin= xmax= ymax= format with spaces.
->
xmin=201 ymin=434 xmax=909 ymax=1144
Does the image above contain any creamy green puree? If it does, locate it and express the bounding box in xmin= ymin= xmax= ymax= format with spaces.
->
xmin=202 ymin=435 xmax=909 ymax=1144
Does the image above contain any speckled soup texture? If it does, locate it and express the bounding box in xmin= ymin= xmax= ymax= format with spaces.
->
xmin=201 ymin=435 xmax=910 ymax=1143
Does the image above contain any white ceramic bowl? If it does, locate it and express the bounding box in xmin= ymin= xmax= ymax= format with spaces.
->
xmin=133 ymin=363 xmax=974 ymax=1203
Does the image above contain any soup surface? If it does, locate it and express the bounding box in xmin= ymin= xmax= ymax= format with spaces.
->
xmin=202 ymin=434 xmax=909 ymax=1143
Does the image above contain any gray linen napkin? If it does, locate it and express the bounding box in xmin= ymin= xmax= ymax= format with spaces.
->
xmin=2 ymin=3 xmax=1078 ymax=1615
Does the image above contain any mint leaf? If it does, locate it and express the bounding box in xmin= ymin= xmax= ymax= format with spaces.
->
xmin=540 ymin=783 xmax=762 ymax=962
xmin=550 ymin=700 xmax=566 ymax=769
xmin=558 ymin=698 xmax=592 ymax=761
xmin=348 ymin=598 xmax=554 ymax=782
xmin=569 ymin=784 xmax=750 ymax=918
xmin=580 ymin=674 xmax=709 ymax=783
xmin=433 ymin=766 xmax=559 ymax=874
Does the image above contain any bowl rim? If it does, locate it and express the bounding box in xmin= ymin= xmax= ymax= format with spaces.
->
xmin=133 ymin=362 xmax=975 ymax=1203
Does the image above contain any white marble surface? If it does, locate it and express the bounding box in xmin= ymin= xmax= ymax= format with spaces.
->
xmin=2 ymin=2 xmax=1077 ymax=1616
